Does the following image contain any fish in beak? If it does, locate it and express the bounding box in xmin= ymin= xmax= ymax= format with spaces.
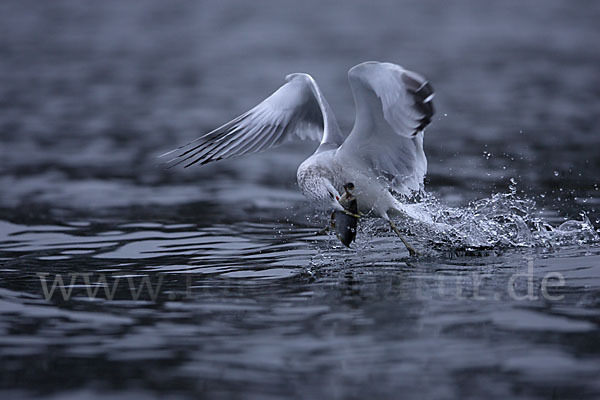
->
xmin=333 ymin=183 xmax=359 ymax=247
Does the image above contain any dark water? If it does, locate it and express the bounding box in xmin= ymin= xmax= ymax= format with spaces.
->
xmin=1 ymin=0 xmax=600 ymax=398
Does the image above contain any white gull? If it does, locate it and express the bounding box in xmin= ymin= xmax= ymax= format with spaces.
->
xmin=162 ymin=61 xmax=435 ymax=255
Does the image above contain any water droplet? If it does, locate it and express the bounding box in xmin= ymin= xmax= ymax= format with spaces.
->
xmin=553 ymin=171 xmax=559 ymax=177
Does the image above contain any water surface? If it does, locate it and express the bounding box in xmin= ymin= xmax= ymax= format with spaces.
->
xmin=1 ymin=0 xmax=599 ymax=399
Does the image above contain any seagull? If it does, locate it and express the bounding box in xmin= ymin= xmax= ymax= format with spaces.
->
xmin=162 ymin=61 xmax=435 ymax=255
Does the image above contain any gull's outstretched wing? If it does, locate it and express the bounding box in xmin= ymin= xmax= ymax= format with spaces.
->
xmin=162 ymin=73 xmax=343 ymax=168
xmin=336 ymin=61 xmax=435 ymax=195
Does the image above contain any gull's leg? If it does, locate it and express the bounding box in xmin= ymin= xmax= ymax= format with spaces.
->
xmin=389 ymin=219 xmax=417 ymax=257
xmin=316 ymin=212 xmax=335 ymax=235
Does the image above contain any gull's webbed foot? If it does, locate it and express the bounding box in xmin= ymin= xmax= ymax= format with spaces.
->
xmin=315 ymin=226 xmax=330 ymax=236
xmin=389 ymin=219 xmax=418 ymax=257
xmin=315 ymin=212 xmax=336 ymax=236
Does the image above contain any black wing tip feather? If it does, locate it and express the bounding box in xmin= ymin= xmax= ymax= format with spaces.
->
xmin=407 ymin=77 xmax=435 ymax=137
xmin=160 ymin=147 xmax=221 ymax=169
xmin=158 ymin=112 xmax=253 ymax=169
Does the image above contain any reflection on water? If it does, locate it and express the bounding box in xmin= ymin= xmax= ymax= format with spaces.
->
xmin=1 ymin=0 xmax=600 ymax=398
xmin=1 ymin=212 xmax=599 ymax=398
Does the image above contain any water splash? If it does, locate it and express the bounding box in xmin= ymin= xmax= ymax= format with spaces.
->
xmin=390 ymin=183 xmax=599 ymax=251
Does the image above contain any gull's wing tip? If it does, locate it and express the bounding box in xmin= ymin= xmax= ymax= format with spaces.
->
xmin=158 ymin=149 xmax=178 ymax=158
xmin=154 ymin=154 xmax=183 ymax=170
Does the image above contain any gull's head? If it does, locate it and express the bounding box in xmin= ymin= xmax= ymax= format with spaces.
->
xmin=324 ymin=181 xmax=345 ymax=212
xmin=309 ymin=179 xmax=343 ymax=212
xmin=297 ymin=170 xmax=344 ymax=211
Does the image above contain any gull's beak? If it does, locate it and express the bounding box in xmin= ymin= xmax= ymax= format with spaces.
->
xmin=332 ymin=200 xmax=345 ymax=212
xmin=326 ymin=186 xmax=344 ymax=211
